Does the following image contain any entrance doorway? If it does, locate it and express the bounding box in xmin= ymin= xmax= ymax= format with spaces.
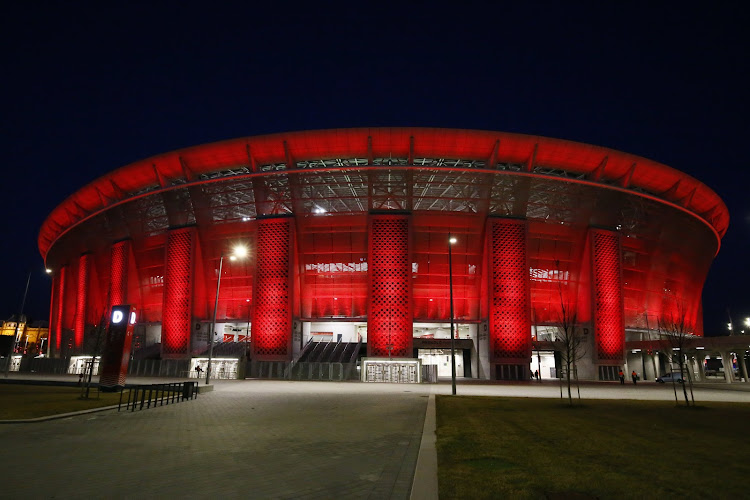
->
xmin=529 ymin=351 xmax=556 ymax=379
xmin=417 ymin=349 xmax=464 ymax=377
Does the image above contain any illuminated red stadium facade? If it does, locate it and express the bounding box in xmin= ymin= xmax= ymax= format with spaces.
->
xmin=39 ymin=128 xmax=728 ymax=380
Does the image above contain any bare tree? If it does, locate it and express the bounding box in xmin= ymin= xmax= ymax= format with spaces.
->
xmin=81 ymin=311 xmax=108 ymax=399
xmin=657 ymin=303 xmax=696 ymax=407
xmin=553 ymin=278 xmax=587 ymax=406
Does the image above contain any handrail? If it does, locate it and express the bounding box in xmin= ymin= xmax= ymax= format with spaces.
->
xmin=344 ymin=340 xmax=362 ymax=380
xmin=118 ymin=382 xmax=198 ymax=412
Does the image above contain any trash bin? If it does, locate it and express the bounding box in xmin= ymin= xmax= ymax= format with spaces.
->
xmin=182 ymin=381 xmax=196 ymax=399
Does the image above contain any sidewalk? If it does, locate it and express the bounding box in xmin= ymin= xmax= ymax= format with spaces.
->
xmin=2 ymin=374 xmax=749 ymax=499
xmin=0 ymin=377 xmax=430 ymax=499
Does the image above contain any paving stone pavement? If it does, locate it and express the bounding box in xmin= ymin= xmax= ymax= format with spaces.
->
xmin=0 ymin=380 xmax=430 ymax=499
xmin=4 ymin=375 xmax=750 ymax=499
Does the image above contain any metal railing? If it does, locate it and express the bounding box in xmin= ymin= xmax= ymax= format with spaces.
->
xmin=118 ymin=382 xmax=198 ymax=412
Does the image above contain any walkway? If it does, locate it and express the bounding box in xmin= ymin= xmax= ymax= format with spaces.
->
xmin=2 ymin=375 xmax=749 ymax=499
xmin=0 ymin=379 xmax=429 ymax=499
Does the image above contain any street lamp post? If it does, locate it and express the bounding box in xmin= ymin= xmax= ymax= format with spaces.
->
xmin=206 ymin=245 xmax=247 ymax=385
xmin=448 ymin=233 xmax=457 ymax=395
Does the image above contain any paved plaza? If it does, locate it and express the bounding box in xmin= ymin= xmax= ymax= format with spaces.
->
xmin=2 ymin=376 xmax=750 ymax=499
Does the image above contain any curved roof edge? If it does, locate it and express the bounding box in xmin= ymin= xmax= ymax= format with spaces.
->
xmin=38 ymin=127 xmax=729 ymax=258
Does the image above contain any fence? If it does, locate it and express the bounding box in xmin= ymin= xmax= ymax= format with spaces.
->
xmin=118 ymin=382 xmax=198 ymax=412
xmin=127 ymin=359 xmax=191 ymax=377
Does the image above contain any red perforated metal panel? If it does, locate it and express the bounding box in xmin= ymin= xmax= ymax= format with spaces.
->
xmin=74 ymin=255 xmax=90 ymax=350
xmin=110 ymin=240 xmax=130 ymax=308
xmin=489 ymin=219 xmax=531 ymax=362
xmin=592 ymin=229 xmax=624 ymax=360
xmin=162 ymin=228 xmax=194 ymax=357
xmin=253 ymin=218 xmax=293 ymax=359
xmin=54 ymin=268 xmax=66 ymax=352
xmin=368 ymin=215 xmax=412 ymax=358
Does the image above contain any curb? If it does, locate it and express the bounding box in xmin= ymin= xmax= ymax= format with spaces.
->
xmin=0 ymin=404 xmax=121 ymax=424
xmin=410 ymin=389 xmax=438 ymax=499
xmin=1 ymin=383 xmax=212 ymax=424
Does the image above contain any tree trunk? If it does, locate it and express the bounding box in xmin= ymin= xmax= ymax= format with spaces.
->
xmin=679 ymin=361 xmax=690 ymax=406
xmin=685 ymin=358 xmax=696 ymax=406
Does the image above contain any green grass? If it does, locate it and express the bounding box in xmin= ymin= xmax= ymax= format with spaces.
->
xmin=0 ymin=385 xmax=124 ymax=419
xmin=436 ymin=396 xmax=750 ymax=499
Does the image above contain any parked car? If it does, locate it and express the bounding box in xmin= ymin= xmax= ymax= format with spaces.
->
xmin=656 ymin=372 xmax=684 ymax=383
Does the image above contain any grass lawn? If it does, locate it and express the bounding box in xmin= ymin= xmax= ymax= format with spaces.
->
xmin=0 ymin=385 xmax=124 ymax=419
xmin=436 ymin=395 xmax=750 ymax=499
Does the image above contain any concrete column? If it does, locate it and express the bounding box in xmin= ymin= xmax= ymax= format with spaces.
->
xmin=644 ymin=353 xmax=656 ymax=381
xmin=738 ymin=352 xmax=748 ymax=383
xmin=692 ymin=356 xmax=703 ymax=382
xmin=720 ymin=351 xmax=733 ymax=384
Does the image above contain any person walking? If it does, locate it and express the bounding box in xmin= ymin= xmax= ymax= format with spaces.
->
xmin=631 ymin=370 xmax=638 ymax=384
xmin=618 ymin=369 xmax=625 ymax=384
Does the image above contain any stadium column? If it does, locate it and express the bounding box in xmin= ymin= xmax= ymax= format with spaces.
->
xmin=47 ymin=272 xmax=56 ymax=357
xmin=488 ymin=218 xmax=531 ymax=380
xmin=590 ymin=228 xmax=625 ymax=370
xmin=74 ymin=254 xmax=91 ymax=351
xmin=367 ymin=214 xmax=412 ymax=358
xmin=48 ymin=266 xmax=66 ymax=356
xmin=252 ymin=217 xmax=294 ymax=361
xmin=162 ymin=227 xmax=195 ymax=359
xmin=55 ymin=266 xmax=67 ymax=354
xmin=109 ymin=240 xmax=131 ymax=308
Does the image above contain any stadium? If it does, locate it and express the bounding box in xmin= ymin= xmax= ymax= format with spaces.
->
xmin=38 ymin=128 xmax=729 ymax=381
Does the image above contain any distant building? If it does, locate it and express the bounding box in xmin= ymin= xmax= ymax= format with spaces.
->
xmin=0 ymin=315 xmax=48 ymax=356
xmin=38 ymin=128 xmax=728 ymax=380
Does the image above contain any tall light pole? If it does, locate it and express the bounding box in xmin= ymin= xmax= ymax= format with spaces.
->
xmin=448 ymin=234 xmax=457 ymax=395
xmin=206 ymin=244 xmax=248 ymax=385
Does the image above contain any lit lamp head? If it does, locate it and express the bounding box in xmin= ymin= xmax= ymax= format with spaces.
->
xmin=449 ymin=237 xmax=457 ymax=245
xmin=229 ymin=245 xmax=249 ymax=261
xmin=45 ymin=268 xmax=53 ymax=274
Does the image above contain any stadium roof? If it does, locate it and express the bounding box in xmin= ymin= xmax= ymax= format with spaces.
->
xmin=39 ymin=127 xmax=729 ymax=258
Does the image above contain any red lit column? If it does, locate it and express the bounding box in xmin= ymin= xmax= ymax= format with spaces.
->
xmin=252 ymin=218 xmax=294 ymax=360
xmin=488 ymin=218 xmax=531 ymax=375
xmin=367 ymin=214 xmax=412 ymax=358
xmin=74 ymin=255 xmax=90 ymax=350
xmin=109 ymin=240 xmax=130 ymax=308
xmin=591 ymin=229 xmax=624 ymax=362
xmin=54 ymin=266 xmax=66 ymax=352
xmin=162 ymin=228 xmax=195 ymax=358
xmin=48 ymin=273 xmax=56 ymax=356
xmin=48 ymin=269 xmax=62 ymax=355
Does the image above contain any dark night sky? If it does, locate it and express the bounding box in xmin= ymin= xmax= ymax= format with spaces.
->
xmin=2 ymin=1 xmax=748 ymax=334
